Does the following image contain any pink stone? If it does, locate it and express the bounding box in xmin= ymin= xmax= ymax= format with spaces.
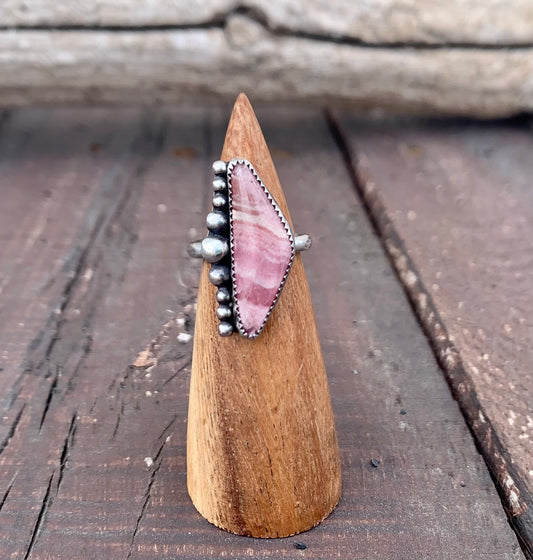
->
xmin=229 ymin=162 xmax=294 ymax=337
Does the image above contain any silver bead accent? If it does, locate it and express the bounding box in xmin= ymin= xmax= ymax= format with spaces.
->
xmin=216 ymin=305 xmax=232 ymax=320
xmin=218 ymin=322 xmax=234 ymax=337
xmin=206 ymin=210 xmax=228 ymax=232
xmin=212 ymin=193 xmax=227 ymax=208
xmin=216 ymin=286 xmax=231 ymax=303
xmin=209 ymin=264 xmax=230 ymax=286
xmin=213 ymin=177 xmax=226 ymax=191
xmin=201 ymin=237 xmax=229 ymax=263
xmin=294 ymin=234 xmax=312 ymax=252
xmin=212 ymin=160 xmax=227 ymax=174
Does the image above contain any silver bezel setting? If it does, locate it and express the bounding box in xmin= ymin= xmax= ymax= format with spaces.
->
xmin=189 ymin=158 xmax=309 ymax=339
xmin=226 ymin=158 xmax=296 ymax=339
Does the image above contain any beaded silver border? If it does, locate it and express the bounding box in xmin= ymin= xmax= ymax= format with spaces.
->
xmin=226 ymin=158 xmax=296 ymax=339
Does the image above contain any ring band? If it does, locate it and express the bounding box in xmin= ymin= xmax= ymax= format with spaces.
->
xmin=189 ymin=158 xmax=312 ymax=339
xmin=188 ymin=235 xmax=311 ymax=259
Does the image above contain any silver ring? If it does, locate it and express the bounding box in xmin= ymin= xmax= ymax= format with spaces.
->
xmin=189 ymin=158 xmax=312 ymax=339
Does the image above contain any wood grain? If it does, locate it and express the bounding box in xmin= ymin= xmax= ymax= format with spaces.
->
xmin=2 ymin=0 xmax=532 ymax=45
xmin=187 ymin=94 xmax=341 ymax=537
xmin=0 ymin=13 xmax=532 ymax=116
xmin=331 ymin=115 xmax=533 ymax=556
xmin=0 ymin=106 xmax=524 ymax=559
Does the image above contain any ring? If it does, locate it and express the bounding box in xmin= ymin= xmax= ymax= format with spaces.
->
xmin=188 ymin=158 xmax=311 ymax=339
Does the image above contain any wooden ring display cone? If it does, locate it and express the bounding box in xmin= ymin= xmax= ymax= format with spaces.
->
xmin=187 ymin=94 xmax=341 ymax=538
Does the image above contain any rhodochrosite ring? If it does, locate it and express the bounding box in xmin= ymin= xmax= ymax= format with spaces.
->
xmin=188 ymin=158 xmax=311 ymax=339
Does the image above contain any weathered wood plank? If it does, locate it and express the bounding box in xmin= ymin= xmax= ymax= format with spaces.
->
xmin=332 ymin=115 xmax=533 ymax=555
xmin=0 ymin=107 xmax=155 ymax=424
xmin=2 ymin=0 xmax=532 ymax=45
xmin=0 ymin=107 xmax=523 ymax=558
xmin=0 ymin=15 xmax=532 ymax=116
xmin=0 ymin=107 xmax=163 ymax=471
xmin=0 ymin=106 xmax=200 ymax=558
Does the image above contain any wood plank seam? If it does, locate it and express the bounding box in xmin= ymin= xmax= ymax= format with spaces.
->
xmin=325 ymin=108 xmax=533 ymax=559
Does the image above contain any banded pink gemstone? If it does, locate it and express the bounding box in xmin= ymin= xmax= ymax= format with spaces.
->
xmin=229 ymin=163 xmax=294 ymax=337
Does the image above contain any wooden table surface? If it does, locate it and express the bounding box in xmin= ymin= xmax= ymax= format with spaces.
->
xmin=0 ymin=106 xmax=530 ymax=559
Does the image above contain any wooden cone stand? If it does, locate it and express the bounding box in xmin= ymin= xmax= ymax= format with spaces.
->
xmin=187 ymin=93 xmax=341 ymax=538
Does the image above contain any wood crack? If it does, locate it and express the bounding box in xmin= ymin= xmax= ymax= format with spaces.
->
xmin=0 ymin=403 xmax=26 ymax=455
xmin=56 ymin=412 xmax=77 ymax=496
xmin=1 ymin=7 xmax=532 ymax=50
xmin=23 ymin=471 xmax=55 ymax=560
xmin=41 ymin=214 xmax=104 ymax=366
xmin=126 ymin=415 xmax=176 ymax=560
xmin=8 ymin=210 xmax=105 ymax=410
xmin=39 ymin=370 xmax=59 ymax=431
xmin=111 ymin=399 xmax=125 ymax=441
xmin=0 ymin=472 xmax=18 ymax=512
xmin=0 ymin=13 xmax=530 ymax=115
xmin=20 ymin=414 xmax=78 ymax=557
xmin=65 ymin=334 xmax=93 ymax=394
xmin=156 ymin=358 xmax=192 ymax=391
